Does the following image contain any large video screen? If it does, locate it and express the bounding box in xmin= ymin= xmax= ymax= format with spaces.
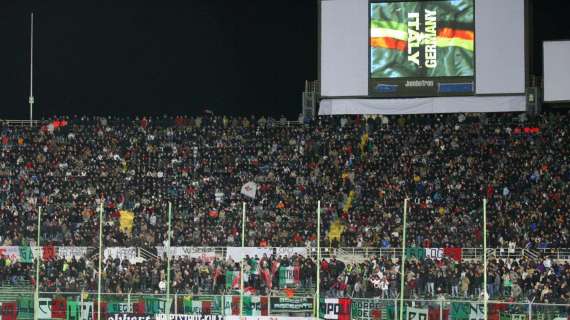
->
xmin=369 ymin=0 xmax=475 ymax=97
xmin=320 ymin=0 xmax=525 ymax=100
xmin=543 ymin=41 xmax=570 ymax=102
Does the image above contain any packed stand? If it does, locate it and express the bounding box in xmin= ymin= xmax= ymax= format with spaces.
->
xmin=0 ymin=112 xmax=568 ymax=248
xmin=2 ymin=250 xmax=569 ymax=304
xmin=320 ymin=255 xmax=569 ymax=304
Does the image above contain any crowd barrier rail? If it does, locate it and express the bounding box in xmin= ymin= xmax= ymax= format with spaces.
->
xmin=0 ymin=292 xmax=568 ymax=320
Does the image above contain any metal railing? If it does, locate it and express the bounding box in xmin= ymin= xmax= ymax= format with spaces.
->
xmin=0 ymin=291 xmax=568 ymax=319
xmin=0 ymin=119 xmax=42 ymax=127
xmin=3 ymin=246 xmax=570 ymax=262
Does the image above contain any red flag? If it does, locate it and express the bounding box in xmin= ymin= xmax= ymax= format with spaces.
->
xmin=443 ymin=247 xmax=462 ymax=262
xmin=231 ymin=296 xmax=240 ymax=315
xmin=43 ymin=245 xmax=56 ymax=261
xmin=429 ymin=307 xmax=449 ymax=320
xmin=338 ymin=298 xmax=351 ymax=320
xmin=208 ymin=210 xmax=219 ymax=218
xmin=261 ymin=268 xmax=272 ymax=289
xmin=133 ymin=301 xmax=145 ymax=315
xmin=293 ymin=266 xmax=301 ymax=284
xmin=1 ymin=302 xmax=17 ymax=320
xmin=260 ymin=296 xmax=269 ymax=316
xmin=202 ymin=301 xmax=212 ymax=315
xmin=271 ymin=261 xmax=280 ymax=275
xmin=51 ymin=298 xmax=67 ymax=319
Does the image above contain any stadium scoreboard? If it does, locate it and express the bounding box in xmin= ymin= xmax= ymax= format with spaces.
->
xmin=320 ymin=0 xmax=526 ymax=102
xmin=369 ymin=0 xmax=475 ymax=97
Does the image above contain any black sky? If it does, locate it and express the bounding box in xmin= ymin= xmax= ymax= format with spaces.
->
xmin=0 ymin=0 xmax=568 ymax=119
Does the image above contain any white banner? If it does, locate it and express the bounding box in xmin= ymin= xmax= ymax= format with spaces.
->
xmin=274 ymin=247 xmax=307 ymax=257
xmin=38 ymin=298 xmax=52 ymax=320
xmin=1 ymin=246 xmax=91 ymax=262
xmin=470 ymin=303 xmax=484 ymax=320
xmin=79 ymin=302 xmax=94 ymax=320
xmin=424 ymin=248 xmax=444 ymax=260
xmin=226 ymin=247 xmax=307 ymax=260
xmin=104 ymin=247 xmax=137 ymax=260
xmin=0 ymin=246 xmax=21 ymax=261
xmin=57 ymin=247 xmax=90 ymax=259
xmin=156 ymin=247 xmax=218 ymax=261
xmin=226 ymin=247 xmax=272 ymax=260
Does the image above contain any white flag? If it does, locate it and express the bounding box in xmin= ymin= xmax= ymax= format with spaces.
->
xmin=241 ymin=181 xmax=257 ymax=199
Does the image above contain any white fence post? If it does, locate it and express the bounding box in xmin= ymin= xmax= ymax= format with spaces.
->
xmin=394 ymin=295 xmax=399 ymax=320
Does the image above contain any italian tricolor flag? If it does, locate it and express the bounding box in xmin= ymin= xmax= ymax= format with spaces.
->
xmin=183 ymin=296 xmax=221 ymax=315
xmin=225 ymin=271 xmax=241 ymax=289
xmin=278 ymin=266 xmax=300 ymax=287
xmin=242 ymin=296 xmax=268 ymax=316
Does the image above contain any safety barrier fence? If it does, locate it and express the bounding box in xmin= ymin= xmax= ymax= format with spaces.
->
xmin=2 ymin=246 xmax=570 ymax=264
xmin=0 ymin=292 xmax=568 ymax=320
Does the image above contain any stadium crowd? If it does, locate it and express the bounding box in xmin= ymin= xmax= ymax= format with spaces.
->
xmin=0 ymin=112 xmax=569 ymax=303
xmin=1 ymin=251 xmax=568 ymax=303
xmin=0 ymin=113 xmax=568 ymax=248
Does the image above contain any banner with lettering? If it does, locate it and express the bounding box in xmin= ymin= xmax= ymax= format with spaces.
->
xmin=424 ymin=248 xmax=444 ymax=260
xmin=57 ymin=247 xmax=90 ymax=260
xmin=0 ymin=246 xmax=91 ymax=262
xmin=407 ymin=307 xmax=428 ymax=320
xmin=156 ymin=247 xmax=218 ymax=262
xmin=107 ymin=303 xmax=133 ymax=315
xmin=319 ymin=298 xmax=351 ymax=320
xmin=67 ymin=301 xmax=94 ymax=320
xmin=16 ymin=298 xmax=33 ymax=319
xmin=424 ymin=248 xmax=462 ymax=261
xmin=103 ymin=248 xmax=137 ymax=261
xmin=223 ymin=296 xmax=241 ymax=316
xmin=243 ymin=296 xmax=268 ymax=316
xmin=38 ymin=298 xmax=53 ymax=320
xmin=451 ymin=302 xmax=484 ymax=320
xmin=278 ymin=266 xmax=300 ymax=287
xmin=18 ymin=247 xmax=34 ymax=264
xmin=226 ymin=247 xmax=307 ymax=260
xmin=470 ymin=303 xmax=484 ymax=320
xmin=351 ymin=299 xmax=385 ymax=320
xmin=451 ymin=302 xmax=468 ymax=320
xmin=269 ymin=297 xmax=313 ymax=314
xmin=143 ymin=297 xmax=170 ymax=315
xmin=182 ymin=296 xmax=222 ymax=315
